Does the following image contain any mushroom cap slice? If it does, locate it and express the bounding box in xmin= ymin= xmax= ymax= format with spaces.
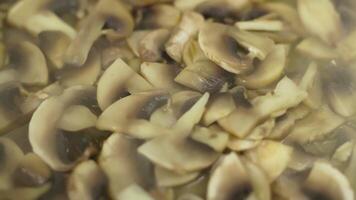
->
xmin=127 ymin=31 xmax=151 ymax=57
xmin=191 ymin=126 xmax=229 ymax=152
xmin=29 ymin=85 xmax=96 ymax=171
xmin=182 ymin=39 xmax=207 ymax=67
xmin=118 ymin=184 xmax=155 ymax=200
xmin=97 ymin=90 xmax=170 ymax=139
xmin=296 ymin=37 xmax=339 ymax=60
xmin=99 ymin=134 xmax=153 ymax=199
xmin=138 ymin=29 xmax=170 ymax=62
xmin=196 ymin=0 xmax=251 ymax=21
xmin=155 ymin=166 xmax=200 ymax=187
xmin=67 ymin=160 xmax=107 ymax=200
xmin=57 ymin=105 xmax=97 ymax=132
xmin=137 ymin=4 xmax=181 ymax=29
xmin=202 ymin=92 xmax=236 ymax=126
xmin=97 ymin=58 xmax=153 ymax=110
xmin=303 ymin=162 xmax=354 ymax=200
xmin=8 ymin=41 xmax=48 ymax=86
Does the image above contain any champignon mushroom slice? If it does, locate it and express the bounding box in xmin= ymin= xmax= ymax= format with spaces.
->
xmin=235 ymin=20 xmax=284 ymax=32
xmin=174 ymin=0 xmax=209 ymax=10
xmin=177 ymin=194 xmax=204 ymax=200
xmin=127 ymin=30 xmax=151 ymax=57
xmin=12 ymin=153 xmax=51 ymax=188
xmin=29 ymin=85 xmax=96 ymax=171
xmin=138 ymin=29 xmax=170 ymax=62
xmin=175 ymin=60 xmax=230 ymax=93
xmin=245 ymin=140 xmax=293 ymax=182
xmin=97 ymin=58 xmax=153 ymax=110
xmin=237 ymin=45 xmax=287 ymax=89
xmin=139 ymin=93 xmax=219 ymax=173
xmin=38 ymin=31 xmax=71 ymax=69
xmin=286 ymin=106 xmax=344 ymax=145
xmin=246 ymin=119 xmax=275 ymax=140
xmin=118 ymin=184 xmax=155 ymax=200
xmin=199 ymin=22 xmax=274 ymax=74
xmin=7 ymin=0 xmax=76 ymax=39
xmin=345 ymin=145 xmax=356 ymax=192
xmin=0 ymin=183 xmax=51 ymax=200
xmin=202 ymin=92 xmax=236 ymax=126
xmin=155 ymin=166 xmax=200 ymax=187
xmin=140 ymin=62 xmax=184 ymax=92
xmin=137 ymin=4 xmax=181 ymax=29
xmin=191 ymin=126 xmax=229 ymax=152
xmin=337 ymin=30 xmax=356 ymax=62
xmin=296 ymin=37 xmax=339 ymax=60
xmin=182 ymin=39 xmax=206 ymax=67
xmin=97 ymin=91 xmax=170 ymax=139
xmin=196 ymin=0 xmax=251 ymax=21
xmin=57 ymin=105 xmax=97 ymax=132
xmin=64 ymin=0 xmax=134 ymax=66
xmin=7 ymin=41 xmax=48 ymax=86
xmin=67 ymin=160 xmax=107 ymax=200
xmin=227 ymin=138 xmax=261 ymax=152
xmin=165 ymin=11 xmax=204 ymax=62
xmin=332 ymin=141 xmax=354 ymax=164
xmin=297 ymin=0 xmax=343 ymax=45
xmin=302 ymin=162 xmax=354 ymax=200
xmin=99 ymin=134 xmax=153 ymax=198
xmin=0 ymin=138 xmax=24 ymax=189
xmin=207 ymin=153 xmax=271 ymax=200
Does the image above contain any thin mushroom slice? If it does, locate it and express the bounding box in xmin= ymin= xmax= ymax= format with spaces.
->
xmin=64 ymin=0 xmax=134 ymax=67
xmin=202 ymin=92 xmax=236 ymax=126
xmin=138 ymin=93 xmax=219 ymax=173
xmin=127 ymin=30 xmax=151 ymax=57
xmin=140 ymin=62 xmax=184 ymax=92
xmin=155 ymin=166 xmax=200 ymax=187
xmin=235 ymin=20 xmax=284 ymax=32
xmin=136 ymin=4 xmax=181 ymax=29
xmin=0 ymin=183 xmax=51 ymax=200
xmin=296 ymin=37 xmax=339 ymax=60
xmin=227 ymin=138 xmax=261 ymax=152
xmin=99 ymin=134 xmax=153 ymax=199
xmin=67 ymin=160 xmax=107 ymax=200
xmin=237 ymin=44 xmax=287 ymax=89
xmin=7 ymin=41 xmax=48 ymax=86
xmin=97 ymin=58 xmax=153 ymax=110
xmin=0 ymin=138 xmax=24 ymax=189
xmin=97 ymin=91 xmax=170 ymax=139
xmin=118 ymin=184 xmax=155 ymax=200
xmin=138 ymin=29 xmax=170 ymax=62
xmin=302 ymin=162 xmax=354 ymax=200
xmin=245 ymin=140 xmax=293 ymax=182
xmin=6 ymin=0 xmax=76 ymax=39
xmin=337 ymin=30 xmax=356 ymax=62
xmin=345 ymin=145 xmax=356 ymax=193
xmin=29 ymin=85 xmax=97 ymax=171
xmin=297 ymin=0 xmax=343 ymax=45
xmin=191 ymin=125 xmax=229 ymax=152
xmin=182 ymin=39 xmax=206 ymax=67
xmin=57 ymin=105 xmax=97 ymax=132
xmin=177 ymin=194 xmax=204 ymax=200
xmin=165 ymin=11 xmax=204 ymax=62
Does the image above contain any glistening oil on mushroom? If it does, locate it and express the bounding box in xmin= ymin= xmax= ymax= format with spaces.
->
xmin=1 ymin=0 xmax=356 ymax=199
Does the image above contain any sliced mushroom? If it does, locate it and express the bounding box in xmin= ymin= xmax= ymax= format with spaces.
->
xmin=246 ymin=119 xmax=275 ymax=140
xmin=175 ymin=60 xmax=229 ymax=93
xmin=0 ymin=42 xmax=6 ymax=69
xmin=227 ymin=138 xmax=261 ymax=152
xmin=57 ymin=105 xmax=97 ymax=132
xmin=67 ymin=160 xmax=107 ymax=200
xmin=182 ymin=39 xmax=206 ymax=67
xmin=177 ymin=194 xmax=204 ymax=200
xmin=118 ymin=184 xmax=155 ymax=200
xmin=245 ymin=140 xmax=293 ymax=182
xmin=297 ymin=0 xmax=343 ymax=44
xmin=0 ymin=183 xmax=51 ymax=200
xmin=138 ymin=93 xmax=219 ymax=173
xmin=155 ymin=166 xmax=200 ymax=187
xmin=165 ymin=11 xmax=204 ymax=62
xmin=29 ymin=85 xmax=97 ymax=171
xmin=337 ymin=30 xmax=356 ymax=62
xmin=7 ymin=0 xmax=76 ymax=38
xmin=198 ymin=22 xmax=275 ymax=74
xmin=202 ymin=92 xmax=236 ymax=126
xmin=64 ymin=0 xmax=134 ymax=66
xmin=140 ymin=62 xmax=184 ymax=92
xmin=237 ymin=44 xmax=287 ymax=89
xmin=235 ymin=20 xmax=284 ymax=32
xmin=7 ymin=41 xmax=48 ymax=86
xmin=332 ymin=141 xmax=354 ymax=164
xmin=0 ymin=138 xmax=24 ymax=189
xmin=138 ymin=29 xmax=170 ymax=62
xmin=207 ymin=153 xmax=271 ymax=200
xmin=97 ymin=90 xmax=170 ymax=139
xmin=99 ymin=134 xmax=153 ymax=198
xmin=136 ymin=4 xmax=181 ymax=29
xmin=191 ymin=125 xmax=229 ymax=152
xmin=174 ymin=0 xmax=209 ymax=10
xmin=345 ymin=144 xmax=356 ymax=193
xmin=302 ymin=162 xmax=354 ymax=200
xmin=97 ymin=58 xmax=153 ymax=110
xmin=127 ymin=30 xmax=151 ymax=57
xmin=296 ymin=37 xmax=339 ymax=60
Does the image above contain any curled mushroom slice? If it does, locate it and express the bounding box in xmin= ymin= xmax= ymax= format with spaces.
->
xmin=7 ymin=41 xmax=48 ymax=86
xmin=99 ymin=134 xmax=153 ymax=199
xmin=138 ymin=29 xmax=170 ymax=62
xmin=296 ymin=37 xmax=339 ymax=60
xmin=297 ymin=0 xmax=343 ymax=45
xmin=97 ymin=91 xmax=170 ymax=139
xmin=175 ymin=60 xmax=229 ymax=93
xmin=245 ymin=140 xmax=293 ymax=182
xmin=64 ymin=0 xmax=134 ymax=66
xmin=97 ymin=58 xmax=153 ymax=110
xmin=7 ymin=0 xmax=76 ymax=38
xmin=136 ymin=4 xmax=181 ymax=29
xmin=302 ymin=162 xmax=354 ymax=200
xmin=174 ymin=0 xmax=209 ymax=10
xmin=57 ymin=105 xmax=97 ymax=132
xmin=29 ymin=85 xmax=97 ymax=171
xmin=182 ymin=39 xmax=206 ymax=67
xmin=345 ymin=145 xmax=356 ymax=192
xmin=139 ymin=93 xmax=219 ymax=173
xmin=67 ymin=160 xmax=107 ymax=200
xmin=227 ymin=138 xmax=261 ymax=152
xmin=235 ymin=20 xmax=284 ymax=32
xmin=140 ymin=62 xmax=184 ymax=92
xmin=199 ymin=22 xmax=274 ymax=74
xmin=202 ymin=92 xmax=236 ymax=126
xmin=0 ymin=138 xmax=24 ymax=189
xmin=207 ymin=153 xmax=271 ymax=200
xmin=118 ymin=184 xmax=155 ymax=200
xmin=155 ymin=166 xmax=200 ymax=187
xmin=127 ymin=30 xmax=151 ymax=57
xmin=191 ymin=125 xmax=229 ymax=152
xmin=165 ymin=11 xmax=204 ymax=62
xmin=237 ymin=45 xmax=287 ymax=89
xmin=337 ymin=30 xmax=356 ymax=62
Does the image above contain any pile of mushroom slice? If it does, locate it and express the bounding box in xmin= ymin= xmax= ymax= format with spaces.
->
xmin=1 ymin=0 xmax=356 ymax=199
